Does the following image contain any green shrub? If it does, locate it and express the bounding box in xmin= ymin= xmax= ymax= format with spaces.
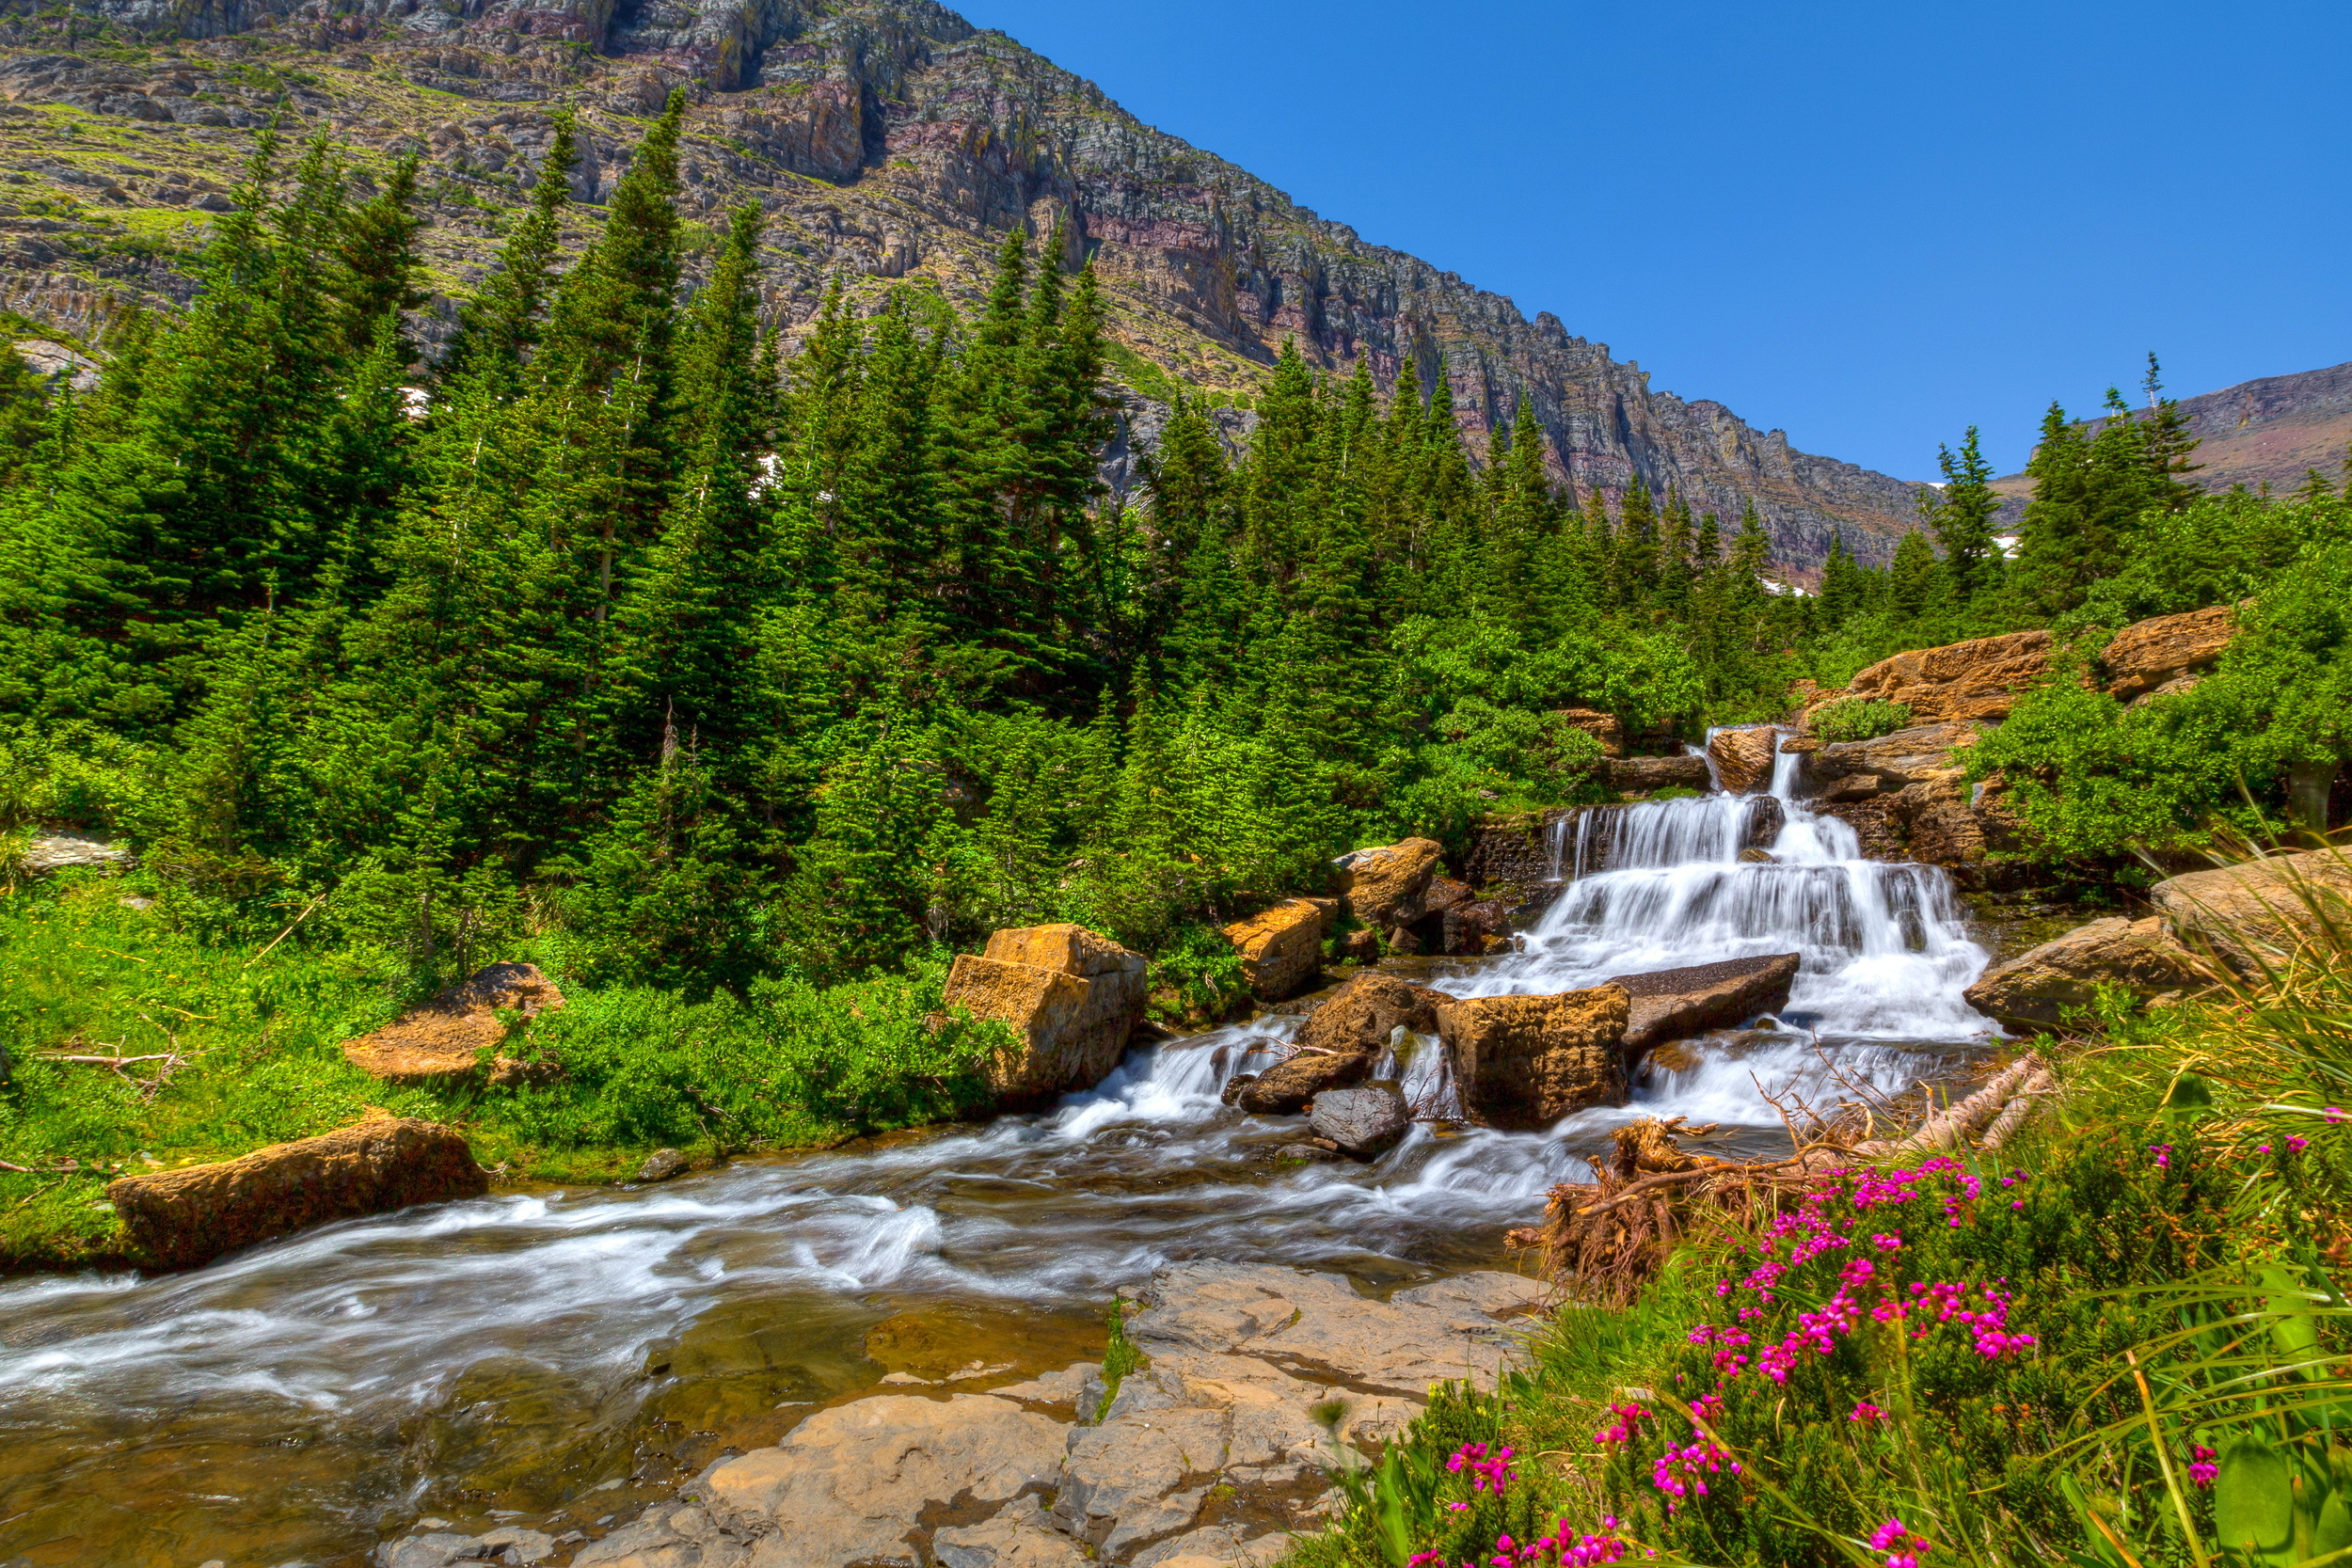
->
xmin=1810 ymin=697 xmax=1915 ymax=744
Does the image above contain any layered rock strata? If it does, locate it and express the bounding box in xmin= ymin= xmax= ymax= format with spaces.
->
xmin=1436 ymin=987 xmax=1630 ymax=1130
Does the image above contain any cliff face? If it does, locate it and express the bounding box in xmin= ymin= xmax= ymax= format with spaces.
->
xmin=0 ymin=0 xmax=1931 ymax=566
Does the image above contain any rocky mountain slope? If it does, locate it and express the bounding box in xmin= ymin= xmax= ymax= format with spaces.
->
xmin=0 ymin=0 xmax=1933 ymax=566
xmin=1992 ymin=359 xmax=2352 ymax=509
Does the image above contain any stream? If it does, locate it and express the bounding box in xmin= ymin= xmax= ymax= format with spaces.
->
xmin=0 ymin=737 xmax=1996 ymax=1568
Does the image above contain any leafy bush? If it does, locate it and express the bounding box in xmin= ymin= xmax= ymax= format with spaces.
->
xmin=1810 ymin=697 xmax=1915 ymax=745
xmin=1146 ymin=921 xmax=1253 ymax=1027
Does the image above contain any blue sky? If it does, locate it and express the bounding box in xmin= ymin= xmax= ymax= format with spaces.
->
xmin=963 ymin=0 xmax=2352 ymax=480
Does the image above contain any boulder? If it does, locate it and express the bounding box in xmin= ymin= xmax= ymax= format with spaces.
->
xmin=1963 ymin=917 xmax=2202 ymax=1030
xmin=696 ymin=1394 xmax=1067 ymax=1568
xmin=1220 ymin=899 xmax=1328 ymax=1001
xmin=1846 ymin=628 xmax=2054 ymax=722
xmin=1333 ymin=838 xmax=1443 ymax=928
xmin=944 ymin=925 xmax=1148 ymax=1106
xmin=1442 ymin=897 xmax=1512 ymax=955
xmin=1308 ymin=1083 xmax=1410 ymax=1159
xmin=2102 ymin=603 xmax=2236 ymax=702
xmin=342 ymin=961 xmax=566 ymax=1086
xmin=1336 ymin=927 xmax=1380 ymax=965
xmin=1436 ymin=988 xmax=1630 ymax=1130
xmin=637 ymin=1148 xmax=689 ymax=1182
xmin=1740 ymin=796 xmax=1786 ymax=851
xmin=17 ymin=832 xmax=134 ymax=876
xmin=2150 ymin=851 xmax=2352 ymax=978
xmin=106 ymin=1114 xmax=487 ymax=1269
xmin=1608 ymin=753 xmax=1711 ymax=793
xmin=1809 ymin=721 xmax=1984 ymax=789
xmin=1708 ymin=726 xmax=1779 ymax=795
xmin=1605 ymin=954 xmax=1801 ymax=1059
xmin=1293 ymin=972 xmax=1447 ymax=1056
xmin=1232 ymin=1047 xmax=1370 ymax=1115
xmin=1553 ymin=706 xmax=1624 ymax=757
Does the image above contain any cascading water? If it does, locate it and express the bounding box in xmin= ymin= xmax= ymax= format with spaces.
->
xmin=0 ymin=728 xmax=1995 ymax=1566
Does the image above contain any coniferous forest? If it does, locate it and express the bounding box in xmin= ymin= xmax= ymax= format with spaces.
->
xmin=3 ymin=98 xmax=2351 ymax=1253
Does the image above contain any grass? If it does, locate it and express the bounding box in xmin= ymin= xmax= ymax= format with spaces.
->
xmin=1289 ymin=858 xmax=2352 ymax=1568
xmin=0 ymin=866 xmax=1011 ymax=1271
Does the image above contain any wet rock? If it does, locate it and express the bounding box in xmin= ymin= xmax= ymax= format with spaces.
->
xmin=342 ymin=961 xmax=566 ymax=1086
xmin=1738 ymin=847 xmax=1774 ymax=863
xmin=1308 ymin=1083 xmax=1409 ymax=1160
xmin=637 ymin=1147 xmax=689 ymax=1181
xmin=933 ymin=1497 xmax=1089 ymax=1568
xmin=1295 ymin=973 xmax=1447 ymax=1056
xmin=944 ymin=925 xmax=1149 ymax=1107
xmin=1606 ymin=954 xmax=1800 ymax=1059
xmin=699 ymin=1393 xmax=1066 ymax=1568
xmin=1217 ymin=1072 xmax=1258 ymax=1107
xmin=1607 ymin=753 xmax=1710 ymax=793
xmin=1846 ymin=629 xmax=2054 ymax=722
xmin=2101 ymin=603 xmax=2237 ymax=701
xmin=1232 ymin=1049 xmax=1369 ymax=1116
xmin=16 ymin=831 xmax=134 ymax=875
xmin=571 ymin=1501 xmax=754 ymax=1568
xmin=1963 ymin=916 xmax=2202 ymax=1030
xmin=106 ymin=1113 xmax=487 ymax=1270
xmin=1708 ymin=725 xmax=1778 ymax=795
xmin=1220 ymin=899 xmax=1328 ymax=1001
xmin=2150 ymin=851 xmax=2352 ymax=978
xmin=1436 ymin=988 xmax=1630 ymax=1130
xmin=1740 ymin=796 xmax=1787 ymax=850
xmin=1332 ymin=838 xmax=1442 ymax=927
xmin=1442 ymin=896 xmax=1512 ymax=955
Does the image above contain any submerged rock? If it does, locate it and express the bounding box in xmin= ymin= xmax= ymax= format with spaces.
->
xmin=106 ymin=1114 xmax=486 ymax=1270
xmin=1308 ymin=1083 xmax=1409 ymax=1159
xmin=944 ymin=925 xmax=1148 ymax=1106
xmin=1963 ymin=916 xmax=2201 ymax=1030
xmin=1607 ymin=954 xmax=1801 ymax=1060
xmin=1220 ymin=898 xmax=1329 ymax=1001
xmin=1436 ymin=988 xmax=1630 ymax=1130
xmin=342 ymin=961 xmax=566 ymax=1086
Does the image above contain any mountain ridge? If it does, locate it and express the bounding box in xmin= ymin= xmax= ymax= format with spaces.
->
xmin=0 ymin=0 xmax=1934 ymax=564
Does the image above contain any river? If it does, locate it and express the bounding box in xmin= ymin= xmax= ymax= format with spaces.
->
xmin=0 ymin=737 xmax=1994 ymax=1568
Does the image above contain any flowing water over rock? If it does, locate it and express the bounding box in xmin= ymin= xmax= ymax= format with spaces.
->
xmin=0 ymin=737 xmax=1994 ymax=1568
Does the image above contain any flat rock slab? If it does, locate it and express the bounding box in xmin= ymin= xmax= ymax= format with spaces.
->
xmin=1606 ymin=953 xmax=1800 ymax=1057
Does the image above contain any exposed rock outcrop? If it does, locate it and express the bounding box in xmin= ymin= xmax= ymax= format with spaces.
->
xmin=944 ymin=925 xmax=1148 ymax=1106
xmin=1554 ymin=706 xmax=1624 ymax=756
xmin=1437 ymin=988 xmax=1630 ymax=1130
xmin=1845 ymin=630 xmax=2054 ymax=723
xmin=1808 ymin=721 xmax=1984 ymax=791
xmin=1220 ymin=899 xmax=1329 ymax=1001
xmin=2150 ymin=852 xmax=2352 ymax=978
xmin=1608 ymin=954 xmax=1800 ymax=1059
xmin=105 ymin=1114 xmax=487 ymax=1269
xmin=342 ymin=961 xmax=567 ymax=1085
xmin=1309 ymin=1083 xmax=1410 ymax=1160
xmin=1963 ymin=917 xmax=2202 ymax=1030
xmin=1707 ymin=726 xmax=1778 ymax=796
xmin=1609 ymin=754 xmax=1711 ymax=793
xmin=2100 ymin=603 xmax=2238 ymax=701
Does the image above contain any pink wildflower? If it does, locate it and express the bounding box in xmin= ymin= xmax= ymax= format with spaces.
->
xmin=2190 ymin=1445 xmax=2218 ymax=1487
xmin=1850 ymin=1401 xmax=1887 ymax=1422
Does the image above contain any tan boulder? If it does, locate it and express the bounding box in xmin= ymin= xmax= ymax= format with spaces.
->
xmin=1437 ymin=988 xmax=1630 ymax=1130
xmin=342 ymin=961 xmax=565 ymax=1086
xmin=1708 ymin=726 xmax=1779 ymax=795
xmin=1553 ymin=706 xmax=1624 ymax=757
xmin=1608 ymin=753 xmax=1711 ymax=793
xmin=1607 ymin=954 xmax=1800 ymax=1058
xmin=1295 ymin=972 xmax=1448 ymax=1055
xmin=2150 ymin=851 xmax=2352 ymax=978
xmin=2102 ymin=603 xmax=2236 ymax=701
xmin=1848 ymin=629 xmax=2054 ymax=722
xmin=1963 ymin=917 xmax=2203 ymax=1031
xmin=105 ymin=1115 xmax=487 ymax=1269
xmin=1810 ymin=721 xmax=1984 ymax=789
xmin=1220 ymin=899 xmax=1328 ymax=1001
xmin=1231 ymin=1048 xmax=1369 ymax=1115
xmin=1333 ymin=838 xmax=1443 ymax=928
xmin=944 ymin=925 xmax=1147 ymax=1106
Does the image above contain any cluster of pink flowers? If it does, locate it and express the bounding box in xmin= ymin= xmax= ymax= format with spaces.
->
xmin=1868 ymin=1516 xmax=1931 ymax=1568
xmin=1594 ymin=1402 xmax=1647 ymax=1446
xmin=2189 ymin=1444 xmax=2218 ymax=1487
xmin=1444 ymin=1442 xmax=1516 ymax=1511
xmin=1850 ymin=1400 xmax=1887 ymax=1422
xmin=1407 ymin=1517 xmax=1638 ymax=1568
xmin=1649 ymin=1430 xmax=1739 ymax=1513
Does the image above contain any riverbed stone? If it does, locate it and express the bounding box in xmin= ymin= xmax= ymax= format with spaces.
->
xmin=932 ymin=1497 xmax=1089 ymax=1568
xmin=1220 ymin=899 xmax=1329 ymax=1001
xmin=945 ymin=925 xmax=1148 ymax=1107
xmin=1232 ymin=1047 xmax=1369 ymax=1116
xmin=106 ymin=1113 xmax=486 ymax=1269
xmin=1436 ymin=988 xmax=1630 ymax=1129
xmin=1708 ymin=726 xmax=1778 ymax=795
xmin=342 ymin=961 xmax=566 ymax=1085
xmin=1294 ymin=972 xmax=1447 ymax=1055
xmin=700 ymin=1393 xmax=1066 ymax=1568
xmin=1963 ymin=916 xmax=2202 ymax=1030
xmin=2149 ymin=851 xmax=2352 ymax=978
xmin=1332 ymin=838 xmax=1442 ymax=927
xmin=1308 ymin=1083 xmax=1410 ymax=1159
xmin=1607 ymin=954 xmax=1801 ymax=1060
xmin=571 ymin=1501 xmax=754 ymax=1568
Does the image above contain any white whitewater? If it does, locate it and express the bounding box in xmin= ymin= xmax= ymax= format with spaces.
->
xmin=0 ymin=728 xmax=1994 ymax=1559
